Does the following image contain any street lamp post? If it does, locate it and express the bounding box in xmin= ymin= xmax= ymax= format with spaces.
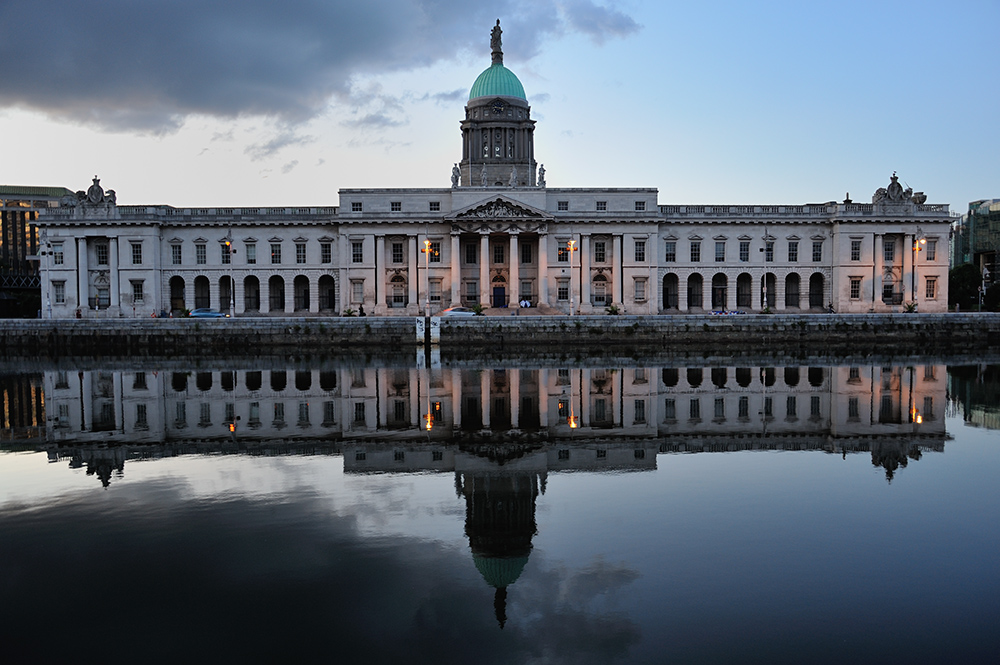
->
xmin=981 ymin=267 xmax=990 ymax=312
xmin=224 ymin=230 xmax=235 ymax=315
xmin=421 ymin=239 xmax=438 ymax=316
xmin=567 ymin=239 xmax=579 ymax=316
xmin=911 ymin=228 xmax=926 ymax=305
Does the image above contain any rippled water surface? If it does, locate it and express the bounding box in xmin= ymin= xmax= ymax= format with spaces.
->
xmin=2 ymin=361 xmax=998 ymax=664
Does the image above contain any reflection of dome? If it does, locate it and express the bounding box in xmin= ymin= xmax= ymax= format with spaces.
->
xmin=473 ymin=554 xmax=530 ymax=589
xmin=469 ymin=64 xmax=526 ymax=101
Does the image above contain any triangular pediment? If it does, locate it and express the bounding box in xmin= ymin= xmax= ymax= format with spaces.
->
xmin=449 ymin=196 xmax=551 ymax=221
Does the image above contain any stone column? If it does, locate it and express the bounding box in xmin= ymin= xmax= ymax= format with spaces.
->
xmin=538 ymin=233 xmax=549 ymax=305
xmin=113 ymin=372 xmax=124 ymax=430
xmin=612 ymin=234 xmax=622 ymax=306
xmin=450 ymin=233 xmax=461 ymax=306
xmin=410 ymin=370 xmax=419 ymax=429
xmin=375 ymin=235 xmax=386 ymax=313
xmin=77 ymin=237 xmax=88 ymax=310
xmin=408 ymin=235 xmax=418 ymax=311
xmin=873 ymin=234 xmax=883 ymax=308
xmin=775 ymin=272 xmax=785 ymax=311
xmin=727 ymin=273 xmax=738 ymax=312
xmin=451 ymin=368 xmax=462 ymax=428
xmin=510 ymin=368 xmax=520 ymax=429
xmin=339 ymin=239 xmax=350 ymax=315
xmin=579 ymin=369 xmax=590 ymax=427
xmin=539 ymin=369 xmax=549 ymax=427
xmin=678 ymin=272 xmax=688 ymax=311
xmin=580 ymin=235 xmax=591 ymax=309
xmin=903 ymin=233 xmax=914 ymax=302
xmin=81 ymin=371 xmax=93 ymax=431
xmin=479 ymin=233 xmax=490 ymax=306
xmin=509 ymin=233 xmax=519 ymax=306
xmin=480 ymin=369 xmax=491 ymax=429
xmin=110 ymin=238 xmax=120 ymax=309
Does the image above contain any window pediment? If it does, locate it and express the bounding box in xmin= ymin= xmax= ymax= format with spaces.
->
xmin=268 ymin=236 xmax=283 ymax=243
xmin=192 ymin=237 xmax=208 ymax=244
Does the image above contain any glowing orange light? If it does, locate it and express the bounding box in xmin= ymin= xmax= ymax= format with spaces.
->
xmin=228 ymin=423 xmax=236 ymax=433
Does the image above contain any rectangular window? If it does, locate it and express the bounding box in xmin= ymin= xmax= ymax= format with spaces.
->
xmin=493 ymin=243 xmax=504 ymax=264
xmin=690 ymin=241 xmax=701 ymax=262
xmin=465 ymin=281 xmax=478 ymax=300
xmin=634 ymin=279 xmax=646 ymax=301
xmin=634 ymin=399 xmax=646 ymax=423
xmin=738 ymin=396 xmax=749 ymax=418
xmin=221 ymin=243 xmax=231 ymax=264
xmin=429 ymin=279 xmax=442 ymax=303
xmin=296 ymin=243 xmax=306 ymax=264
xmin=765 ymin=241 xmax=774 ymax=262
xmin=246 ymin=243 xmax=256 ymax=264
xmin=557 ymin=279 xmax=569 ymax=301
xmin=926 ymin=277 xmax=937 ymax=299
xmin=635 ymin=201 xmax=646 ymax=212
xmin=271 ymin=243 xmax=281 ymax=264
xmin=131 ymin=242 xmax=142 ymax=265
xmin=558 ymin=201 xmax=568 ymax=211
xmin=171 ymin=244 xmax=182 ymax=265
xmin=96 ymin=244 xmax=109 ymax=265
xmin=664 ymin=398 xmax=676 ymax=420
xmin=714 ymin=397 xmax=725 ymax=419
xmin=665 ymin=241 xmax=676 ymax=262
xmin=850 ymin=277 xmax=862 ymax=299
xmin=596 ymin=201 xmax=607 ymax=211
xmin=557 ymin=245 xmax=569 ymax=262
xmin=353 ymin=402 xmax=366 ymax=423
xmin=764 ymin=396 xmax=773 ymax=417
xmin=53 ymin=281 xmax=65 ymax=304
xmin=884 ymin=240 xmax=895 ymax=263
xmin=53 ymin=244 xmax=64 ymax=265
xmin=175 ymin=401 xmax=187 ymax=426
xmin=429 ymin=241 xmax=441 ymax=263
xmin=323 ymin=401 xmax=336 ymax=425
xmin=689 ymin=398 xmax=700 ymax=419
xmin=136 ymin=403 xmax=148 ymax=428
xmin=298 ymin=401 xmax=310 ymax=425
xmin=390 ymin=243 xmax=404 ymax=266
xmin=131 ymin=280 xmax=144 ymax=303
xmin=594 ymin=241 xmax=606 ymax=263
xmin=715 ymin=241 xmax=725 ymax=262
xmin=352 ymin=241 xmax=363 ymax=263
xmin=521 ymin=242 xmax=532 ymax=264
xmin=851 ymin=239 xmax=862 ymax=261
xmin=848 ymin=397 xmax=859 ymax=419
xmin=351 ymin=202 xmax=362 ymax=212
xmin=926 ymin=239 xmax=937 ymax=261
xmin=520 ymin=280 xmax=533 ymax=300
xmin=351 ymin=280 xmax=364 ymax=303
xmin=788 ymin=241 xmax=798 ymax=263
xmin=810 ymin=395 xmax=821 ymax=418
xmin=635 ymin=240 xmax=646 ymax=262
xmin=390 ymin=201 xmax=401 ymax=212
xmin=812 ymin=241 xmax=823 ymax=262
xmin=321 ymin=243 xmax=332 ymax=263
xmin=465 ymin=244 xmax=477 ymax=265
xmin=133 ymin=371 xmax=147 ymax=390
xmin=739 ymin=241 xmax=749 ymax=262
xmin=225 ymin=402 xmax=235 ymax=423
xmin=196 ymin=244 xmax=206 ymax=265
xmin=274 ymin=402 xmax=285 ymax=424
xmin=786 ymin=396 xmax=797 ymax=418
xmin=429 ymin=201 xmax=440 ymax=212
xmin=200 ymin=402 xmax=212 ymax=426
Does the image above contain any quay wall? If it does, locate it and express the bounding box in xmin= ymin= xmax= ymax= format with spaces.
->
xmin=0 ymin=314 xmax=998 ymax=358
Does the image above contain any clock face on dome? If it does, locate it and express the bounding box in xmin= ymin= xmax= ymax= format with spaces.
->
xmin=491 ymin=100 xmax=505 ymax=115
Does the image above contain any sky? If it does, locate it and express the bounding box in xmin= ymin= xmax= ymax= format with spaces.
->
xmin=0 ymin=0 xmax=996 ymax=210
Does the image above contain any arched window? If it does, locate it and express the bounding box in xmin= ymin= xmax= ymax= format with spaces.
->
xmin=592 ymin=274 xmax=608 ymax=305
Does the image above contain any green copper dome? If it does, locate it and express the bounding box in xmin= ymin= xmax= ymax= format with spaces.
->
xmin=469 ymin=64 xmax=526 ymax=101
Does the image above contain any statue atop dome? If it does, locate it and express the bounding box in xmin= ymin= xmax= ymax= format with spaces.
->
xmin=491 ymin=19 xmax=503 ymax=65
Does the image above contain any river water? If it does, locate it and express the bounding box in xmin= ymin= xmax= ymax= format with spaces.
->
xmin=1 ymin=360 xmax=998 ymax=664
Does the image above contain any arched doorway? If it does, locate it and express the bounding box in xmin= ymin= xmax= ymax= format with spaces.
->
xmin=318 ymin=275 xmax=336 ymax=312
xmin=194 ymin=276 xmax=210 ymax=309
xmin=268 ymin=275 xmax=285 ymax=312
xmin=711 ymin=273 xmax=727 ymax=310
xmin=736 ymin=273 xmax=752 ymax=308
xmin=687 ymin=274 xmax=703 ymax=311
xmin=218 ymin=276 xmax=234 ymax=313
xmin=592 ymin=274 xmax=608 ymax=307
xmin=491 ymin=275 xmax=506 ymax=308
xmin=244 ymin=276 xmax=260 ymax=312
xmin=390 ymin=275 xmax=407 ymax=308
xmin=809 ymin=273 xmax=825 ymax=309
xmin=662 ymin=274 xmax=679 ymax=310
xmin=762 ymin=273 xmax=776 ymax=309
xmin=785 ymin=274 xmax=800 ymax=309
xmin=169 ymin=276 xmax=185 ymax=314
xmin=294 ymin=275 xmax=309 ymax=311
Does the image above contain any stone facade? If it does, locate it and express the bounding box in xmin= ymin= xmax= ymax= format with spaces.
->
xmin=34 ymin=29 xmax=952 ymax=319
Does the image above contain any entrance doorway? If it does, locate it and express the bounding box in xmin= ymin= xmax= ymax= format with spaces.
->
xmin=492 ymin=286 xmax=506 ymax=308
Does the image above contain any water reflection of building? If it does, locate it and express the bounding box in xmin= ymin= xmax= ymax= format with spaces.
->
xmin=0 ymin=372 xmax=45 ymax=442
xmin=948 ymin=365 xmax=1000 ymax=430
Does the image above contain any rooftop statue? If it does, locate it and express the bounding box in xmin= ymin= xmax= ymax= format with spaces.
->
xmin=491 ymin=19 xmax=503 ymax=65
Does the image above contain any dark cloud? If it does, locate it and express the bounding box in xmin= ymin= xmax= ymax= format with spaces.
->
xmin=0 ymin=1 xmax=639 ymax=133
xmin=244 ymin=127 xmax=314 ymax=161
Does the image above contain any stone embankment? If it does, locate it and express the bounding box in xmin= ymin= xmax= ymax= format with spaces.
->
xmin=1 ymin=314 xmax=999 ymax=359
